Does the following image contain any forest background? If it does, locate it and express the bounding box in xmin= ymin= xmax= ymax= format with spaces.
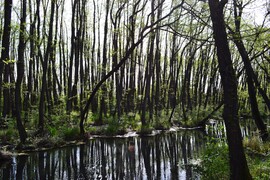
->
xmin=0 ymin=0 xmax=269 ymax=147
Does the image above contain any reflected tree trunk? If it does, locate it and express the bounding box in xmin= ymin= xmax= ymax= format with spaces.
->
xmin=79 ymin=145 xmax=88 ymax=180
xmin=2 ymin=163 xmax=11 ymax=180
xmin=181 ymin=132 xmax=192 ymax=179
xmin=155 ymin=136 xmax=161 ymax=179
xmin=16 ymin=156 xmax=28 ymax=180
xmin=141 ymin=138 xmax=152 ymax=179
xmin=38 ymin=152 xmax=45 ymax=180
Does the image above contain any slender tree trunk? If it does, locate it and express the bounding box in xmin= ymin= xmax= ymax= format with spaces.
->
xmin=79 ymin=0 xmax=87 ymax=124
xmin=153 ymin=5 xmax=163 ymax=116
xmin=34 ymin=0 xmax=41 ymax=104
xmin=208 ymin=0 xmax=252 ymax=179
xmin=0 ymin=0 xmax=13 ymax=118
xmin=38 ymin=0 xmax=55 ymax=132
xmin=99 ymin=0 xmax=110 ymax=124
xmin=141 ymin=0 xmax=156 ymax=126
xmin=15 ymin=0 xmax=28 ymax=143
xmin=90 ymin=0 xmax=98 ymax=113
xmin=67 ymin=0 xmax=76 ymax=112
xmin=127 ymin=1 xmax=137 ymax=113
xmin=110 ymin=1 xmax=126 ymax=120
xmin=26 ymin=0 xmax=40 ymax=111
xmin=51 ymin=3 xmax=61 ymax=105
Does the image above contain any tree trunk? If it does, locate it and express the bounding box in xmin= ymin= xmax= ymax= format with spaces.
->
xmin=0 ymin=0 xmax=13 ymax=118
xmin=67 ymin=0 xmax=76 ymax=112
xmin=38 ymin=0 xmax=55 ymax=133
xmin=235 ymin=39 xmax=268 ymax=140
xmin=141 ymin=0 xmax=156 ymax=126
xmin=208 ymin=0 xmax=252 ymax=179
xmin=229 ymin=0 xmax=268 ymax=140
xmin=90 ymin=0 xmax=98 ymax=113
xmin=15 ymin=0 xmax=28 ymax=143
xmin=98 ymin=0 xmax=110 ymax=124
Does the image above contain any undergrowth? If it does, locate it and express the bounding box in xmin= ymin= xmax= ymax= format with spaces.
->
xmin=200 ymin=136 xmax=270 ymax=180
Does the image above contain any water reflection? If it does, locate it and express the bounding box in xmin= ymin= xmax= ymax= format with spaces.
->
xmin=205 ymin=118 xmax=264 ymax=139
xmin=1 ymin=130 xmax=205 ymax=180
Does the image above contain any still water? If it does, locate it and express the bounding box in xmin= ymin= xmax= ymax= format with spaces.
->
xmin=0 ymin=119 xmax=263 ymax=180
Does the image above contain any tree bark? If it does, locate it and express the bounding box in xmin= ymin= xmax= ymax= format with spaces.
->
xmin=15 ymin=0 xmax=28 ymax=143
xmin=38 ymin=0 xmax=55 ymax=132
xmin=0 ymin=0 xmax=13 ymax=118
xmin=228 ymin=0 xmax=268 ymax=140
xmin=67 ymin=0 xmax=77 ymax=112
xmin=234 ymin=38 xmax=268 ymax=140
xmin=208 ymin=0 xmax=252 ymax=179
xmin=98 ymin=0 xmax=110 ymax=124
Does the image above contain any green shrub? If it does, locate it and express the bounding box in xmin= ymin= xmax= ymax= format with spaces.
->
xmin=243 ymin=136 xmax=270 ymax=155
xmin=48 ymin=126 xmax=57 ymax=136
xmin=105 ymin=124 xmax=118 ymax=135
xmin=153 ymin=118 xmax=170 ymax=130
xmin=62 ymin=127 xmax=80 ymax=141
xmin=200 ymin=140 xmax=229 ymax=180
xmin=87 ymin=126 xmax=105 ymax=135
xmin=105 ymin=119 xmax=126 ymax=136
xmin=138 ymin=124 xmax=153 ymax=135
xmin=248 ymin=156 xmax=270 ymax=180
xmin=0 ymin=128 xmax=18 ymax=143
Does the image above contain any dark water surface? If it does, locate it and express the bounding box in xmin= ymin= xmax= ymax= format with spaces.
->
xmin=1 ymin=118 xmax=267 ymax=180
xmin=1 ymin=129 xmax=206 ymax=180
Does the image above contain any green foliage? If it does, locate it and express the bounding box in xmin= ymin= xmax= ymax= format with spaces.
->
xmin=87 ymin=126 xmax=104 ymax=135
xmin=0 ymin=129 xmax=19 ymax=143
xmin=0 ymin=117 xmax=19 ymax=143
xmin=48 ymin=126 xmax=57 ymax=137
xmin=2 ymin=82 xmax=15 ymax=89
xmin=200 ymin=140 xmax=230 ymax=180
xmin=138 ymin=124 xmax=153 ymax=135
xmin=105 ymin=123 xmax=120 ymax=136
xmin=153 ymin=113 xmax=171 ymax=130
xmin=201 ymin=136 xmax=270 ymax=180
xmin=85 ymin=112 xmax=99 ymax=125
xmin=248 ymin=156 xmax=270 ymax=180
xmin=126 ymin=112 xmax=137 ymax=128
xmin=181 ymin=105 xmax=223 ymax=127
xmin=104 ymin=116 xmax=127 ymax=135
xmin=134 ymin=113 xmax=141 ymax=121
xmin=243 ymin=136 xmax=270 ymax=155
xmin=3 ymin=59 xmax=17 ymax=64
xmin=257 ymin=96 xmax=270 ymax=117
xmin=62 ymin=127 xmax=80 ymax=141
xmin=245 ymin=136 xmax=270 ymax=180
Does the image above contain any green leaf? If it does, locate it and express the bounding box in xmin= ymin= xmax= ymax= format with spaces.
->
xmin=3 ymin=59 xmax=17 ymax=64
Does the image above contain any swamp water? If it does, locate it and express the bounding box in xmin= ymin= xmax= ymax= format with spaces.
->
xmin=0 ymin=119 xmax=266 ymax=180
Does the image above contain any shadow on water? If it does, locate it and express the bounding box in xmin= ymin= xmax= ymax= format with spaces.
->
xmin=1 ymin=118 xmax=265 ymax=179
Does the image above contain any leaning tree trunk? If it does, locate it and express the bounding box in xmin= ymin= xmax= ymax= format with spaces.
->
xmin=208 ymin=0 xmax=252 ymax=179
xmin=229 ymin=0 xmax=268 ymax=140
xmin=234 ymin=38 xmax=268 ymax=140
